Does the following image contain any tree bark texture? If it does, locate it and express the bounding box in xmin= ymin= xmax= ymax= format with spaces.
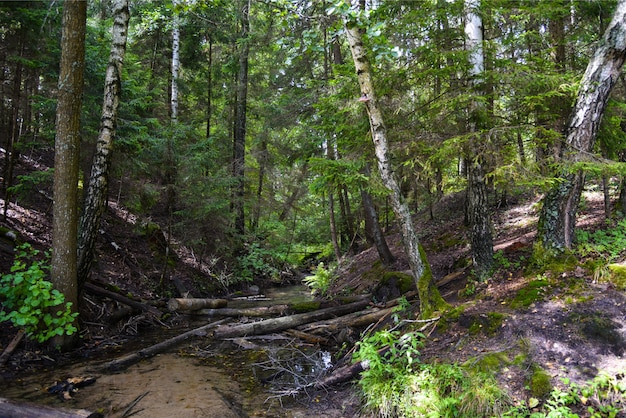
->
xmin=167 ymin=298 xmax=227 ymax=311
xmin=344 ymin=16 xmax=446 ymax=318
xmin=465 ymin=0 xmax=494 ymax=279
xmin=170 ymin=0 xmax=180 ymax=121
xmin=468 ymin=159 xmax=493 ymax=278
xmin=78 ymin=0 xmax=130 ymax=285
xmin=361 ymin=185 xmax=395 ymax=266
xmin=538 ymin=0 xmax=626 ymax=250
xmin=51 ymin=0 xmax=87 ymax=349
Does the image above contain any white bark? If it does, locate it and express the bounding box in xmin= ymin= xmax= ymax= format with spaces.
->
xmin=171 ymin=0 xmax=180 ymax=121
xmin=343 ymin=14 xmax=445 ymax=317
xmin=78 ymin=0 xmax=130 ymax=283
xmin=464 ymin=0 xmax=484 ymax=76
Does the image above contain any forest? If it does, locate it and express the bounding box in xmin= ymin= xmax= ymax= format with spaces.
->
xmin=0 ymin=0 xmax=625 ymax=417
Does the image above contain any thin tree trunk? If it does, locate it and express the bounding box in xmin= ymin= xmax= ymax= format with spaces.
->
xmin=538 ymin=0 xmax=626 ymax=250
xmin=77 ymin=0 xmax=130 ymax=286
xmin=2 ymin=41 xmax=23 ymax=219
xmin=206 ymin=37 xmax=212 ymax=139
xmin=328 ymin=190 xmax=342 ymax=262
xmin=251 ymin=135 xmax=268 ymax=231
xmin=344 ymin=14 xmax=446 ymax=318
xmin=51 ymin=0 xmax=87 ymax=350
xmin=232 ymin=0 xmax=250 ymax=236
xmin=361 ymin=165 xmax=395 ymax=266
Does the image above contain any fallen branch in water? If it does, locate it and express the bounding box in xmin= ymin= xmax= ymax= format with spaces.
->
xmin=98 ymin=318 xmax=230 ymax=372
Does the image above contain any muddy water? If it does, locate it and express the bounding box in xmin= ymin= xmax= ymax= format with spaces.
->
xmin=2 ymin=286 xmax=354 ymax=417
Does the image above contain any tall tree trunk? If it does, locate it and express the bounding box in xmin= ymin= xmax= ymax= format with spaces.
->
xmin=77 ymin=0 xmax=130 ymax=286
xmin=51 ymin=0 xmax=87 ymax=350
xmin=465 ymin=0 xmax=493 ymax=279
xmin=344 ymin=15 xmax=446 ymax=318
xmin=251 ymin=135 xmax=268 ymax=231
xmin=232 ymin=0 xmax=250 ymax=236
xmin=361 ymin=185 xmax=395 ymax=267
xmin=170 ymin=0 xmax=180 ymax=122
xmin=206 ymin=37 xmax=213 ymax=139
xmin=538 ymin=0 xmax=626 ymax=251
xmin=2 ymin=47 xmax=22 ymax=220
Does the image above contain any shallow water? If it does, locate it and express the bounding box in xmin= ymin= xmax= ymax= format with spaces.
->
xmin=2 ymin=286 xmax=349 ymax=417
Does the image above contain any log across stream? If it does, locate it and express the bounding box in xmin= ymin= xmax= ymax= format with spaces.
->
xmin=1 ymin=285 xmax=369 ymax=418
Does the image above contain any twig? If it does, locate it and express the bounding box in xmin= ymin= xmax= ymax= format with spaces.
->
xmin=0 ymin=329 xmax=25 ymax=365
xmin=121 ymin=391 xmax=149 ymax=418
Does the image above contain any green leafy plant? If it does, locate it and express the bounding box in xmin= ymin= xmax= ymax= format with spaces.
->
xmin=503 ymin=373 xmax=626 ymax=418
xmin=0 ymin=244 xmax=78 ymax=343
xmin=302 ymin=262 xmax=334 ymax=296
xmin=354 ymin=329 xmax=511 ymax=417
xmin=236 ymin=242 xmax=281 ymax=282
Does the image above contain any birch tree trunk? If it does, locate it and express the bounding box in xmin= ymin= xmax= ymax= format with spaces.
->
xmin=51 ymin=0 xmax=87 ymax=350
xmin=77 ymin=0 xmax=130 ymax=285
xmin=538 ymin=0 xmax=626 ymax=251
xmin=344 ymin=16 xmax=446 ymax=318
xmin=464 ymin=0 xmax=493 ymax=279
xmin=171 ymin=0 xmax=180 ymax=122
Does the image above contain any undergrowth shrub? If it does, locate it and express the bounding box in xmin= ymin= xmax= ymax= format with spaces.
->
xmin=0 ymin=243 xmax=78 ymax=343
xmin=504 ymin=372 xmax=626 ymax=418
xmin=236 ymin=242 xmax=281 ymax=282
xmin=302 ymin=262 xmax=334 ymax=296
xmin=354 ymin=329 xmax=511 ymax=417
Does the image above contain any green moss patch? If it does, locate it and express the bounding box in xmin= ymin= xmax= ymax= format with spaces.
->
xmin=528 ymin=367 xmax=552 ymax=398
xmin=460 ymin=312 xmax=506 ymax=336
xmin=509 ymin=278 xmax=550 ymax=309
xmin=607 ymin=263 xmax=626 ymax=290
xmin=290 ymin=301 xmax=321 ymax=313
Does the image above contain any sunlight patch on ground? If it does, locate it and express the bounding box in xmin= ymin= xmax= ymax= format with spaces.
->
xmin=1 ymin=197 xmax=52 ymax=246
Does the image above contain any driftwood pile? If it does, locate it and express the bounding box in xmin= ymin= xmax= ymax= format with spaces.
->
xmin=92 ymin=287 xmax=427 ymax=395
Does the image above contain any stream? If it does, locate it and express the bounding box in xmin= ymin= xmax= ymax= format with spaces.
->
xmin=1 ymin=286 xmax=356 ymax=417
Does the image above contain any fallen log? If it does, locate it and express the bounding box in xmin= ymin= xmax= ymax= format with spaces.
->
xmin=98 ymin=318 xmax=230 ymax=372
xmin=213 ymin=299 xmax=370 ymax=339
xmin=167 ymin=297 xmax=227 ymax=311
xmin=0 ymin=329 xmax=24 ymax=365
xmin=298 ymin=306 xmax=395 ymax=335
xmin=191 ymin=305 xmax=290 ymax=318
xmin=0 ymin=397 xmax=100 ymax=418
xmin=84 ymin=282 xmax=161 ymax=317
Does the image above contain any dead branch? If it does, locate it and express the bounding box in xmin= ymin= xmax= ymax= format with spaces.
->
xmin=167 ymin=298 xmax=227 ymax=311
xmin=98 ymin=318 xmax=230 ymax=372
xmin=0 ymin=329 xmax=24 ymax=365
xmin=83 ymin=281 xmax=161 ymax=317
xmin=191 ymin=305 xmax=290 ymax=318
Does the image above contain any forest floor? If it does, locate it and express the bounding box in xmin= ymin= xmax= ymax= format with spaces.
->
xmin=0 ymin=151 xmax=625 ymax=417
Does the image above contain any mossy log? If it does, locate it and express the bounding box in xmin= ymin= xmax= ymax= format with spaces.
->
xmin=0 ymin=398 xmax=99 ymax=418
xmin=167 ymin=298 xmax=228 ymax=311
